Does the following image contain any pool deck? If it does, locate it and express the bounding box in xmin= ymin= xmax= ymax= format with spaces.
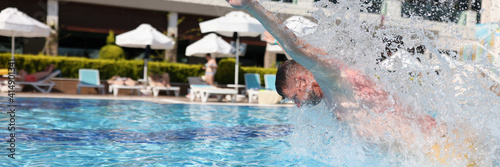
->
xmin=1 ymin=92 xmax=294 ymax=107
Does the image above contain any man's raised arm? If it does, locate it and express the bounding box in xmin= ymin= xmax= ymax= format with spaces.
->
xmin=226 ymin=0 xmax=326 ymax=69
xmin=226 ymin=0 xmax=378 ymax=93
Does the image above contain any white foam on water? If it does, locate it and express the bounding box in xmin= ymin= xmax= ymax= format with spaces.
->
xmin=272 ymin=0 xmax=500 ymax=166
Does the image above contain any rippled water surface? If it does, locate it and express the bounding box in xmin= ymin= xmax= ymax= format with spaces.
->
xmin=0 ymin=96 xmax=497 ymax=166
xmin=0 ymin=97 xmax=318 ymax=166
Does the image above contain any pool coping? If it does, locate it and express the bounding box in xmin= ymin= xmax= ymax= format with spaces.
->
xmin=1 ymin=92 xmax=295 ymax=107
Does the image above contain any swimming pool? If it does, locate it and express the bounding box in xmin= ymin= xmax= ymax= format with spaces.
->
xmin=2 ymin=97 xmax=498 ymax=166
xmin=0 ymin=97 xmax=333 ymax=166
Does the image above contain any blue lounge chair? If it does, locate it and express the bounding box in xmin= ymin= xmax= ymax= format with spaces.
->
xmin=77 ymin=69 xmax=105 ymax=94
xmin=264 ymin=74 xmax=276 ymax=91
xmin=244 ymin=73 xmax=263 ymax=103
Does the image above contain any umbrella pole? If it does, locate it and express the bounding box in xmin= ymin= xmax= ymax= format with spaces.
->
xmin=11 ymin=34 xmax=14 ymax=61
xmin=10 ymin=34 xmax=15 ymax=76
xmin=234 ymin=32 xmax=239 ymax=92
xmin=144 ymin=59 xmax=148 ymax=85
xmin=144 ymin=45 xmax=151 ymax=86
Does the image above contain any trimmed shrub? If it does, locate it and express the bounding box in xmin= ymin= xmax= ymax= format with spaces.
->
xmin=99 ymin=30 xmax=125 ymax=60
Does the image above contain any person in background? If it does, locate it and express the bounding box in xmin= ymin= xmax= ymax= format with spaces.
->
xmin=148 ymin=73 xmax=171 ymax=88
xmin=107 ymin=75 xmax=137 ymax=86
xmin=202 ymin=54 xmax=217 ymax=85
xmin=18 ymin=64 xmax=55 ymax=82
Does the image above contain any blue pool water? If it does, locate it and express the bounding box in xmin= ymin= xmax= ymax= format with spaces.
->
xmin=0 ymin=97 xmax=331 ymax=166
xmin=2 ymin=97 xmax=498 ymax=166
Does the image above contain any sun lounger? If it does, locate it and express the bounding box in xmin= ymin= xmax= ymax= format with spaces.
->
xmin=151 ymin=86 xmax=180 ymax=97
xmin=1 ymin=80 xmax=22 ymax=92
xmin=17 ymin=70 xmax=61 ymax=93
xmin=187 ymin=77 xmax=209 ymax=100
xmin=109 ymin=84 xmax=146 ymax=96
xmin=146 ymin=76 xmax=181 ymax=97
xmin=187 ymin=77 xmax=237 ymax=102
xmin=77 ymin=69 xmax=105 ymax=94
xmin=189 ymin=85 xmax=237 ymax=102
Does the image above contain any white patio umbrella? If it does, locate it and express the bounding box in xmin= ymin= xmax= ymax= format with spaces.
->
xmin=284 ymin=16 xmax=317 ymax=36
xmin=199 ymin=11 xmax=266 ymax=89
xmin=266 ymin=43 xmax=284 ymax=53
xmin=264 ymin=16 xmax=317 ymax=54
xmin=185 ymin=33 xmax=234 ymax=58
xmin=116 ymin=23 xmax=175 ymax=85
xmin=380 ymin=50 xmax=424 ymax=71
xmin=0 ymin=7 xmax=51 ymax=61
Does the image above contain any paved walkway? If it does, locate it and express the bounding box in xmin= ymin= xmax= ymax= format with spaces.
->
xmin=1 ymin=92 xmax=294 ymax=107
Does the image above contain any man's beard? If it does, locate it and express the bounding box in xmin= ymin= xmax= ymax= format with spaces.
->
xmin=305 ymin=90 xmax=322 ymax=106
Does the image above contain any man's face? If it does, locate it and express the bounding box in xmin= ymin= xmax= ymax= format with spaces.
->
xmin=282 ymin=78 xmax=322 ymax=108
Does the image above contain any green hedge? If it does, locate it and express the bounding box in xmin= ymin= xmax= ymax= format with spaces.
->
xmin=0 ymin=53 xmax=277 ymax=84
xmin=99 ymin=44 xmax=125 ymax=60
xmin=0 ymin=53 xmax=204 ymax=83
xmin=215 ymin=58 xmax=277 ymax=85
xmin=215 ymin=58 xmax=244 ymax=85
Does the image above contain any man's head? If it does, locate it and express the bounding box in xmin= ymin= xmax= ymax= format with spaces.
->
xmin=276 ymin=60 xmax=323 ymax=107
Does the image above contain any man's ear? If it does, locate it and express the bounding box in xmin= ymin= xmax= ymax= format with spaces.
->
xmin=311 ymin=81 xmax=322 ymax=95
xmin=311 ymin=80 xmax=320 ymax=88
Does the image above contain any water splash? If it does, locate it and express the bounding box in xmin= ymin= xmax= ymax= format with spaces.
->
xmin=274 ymin=0 xmax=500 ymax=165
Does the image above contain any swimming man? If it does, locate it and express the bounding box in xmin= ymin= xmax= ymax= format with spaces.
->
xmin=222 ymin=1 xmax=483 ymax=164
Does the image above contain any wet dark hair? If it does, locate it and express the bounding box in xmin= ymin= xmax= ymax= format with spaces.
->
xmin=276 ymin=60 xmax=300 ymax=97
